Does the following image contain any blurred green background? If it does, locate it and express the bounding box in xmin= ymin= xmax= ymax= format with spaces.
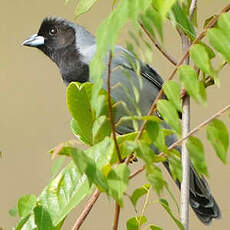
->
xmin=0 ymin=0 xmax=229 ymax=229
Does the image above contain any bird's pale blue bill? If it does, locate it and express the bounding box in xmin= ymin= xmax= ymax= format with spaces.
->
xmin=22 ymin=34 xmax=44 ymax=47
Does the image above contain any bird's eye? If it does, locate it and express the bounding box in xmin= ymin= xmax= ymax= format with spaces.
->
xmin=49 ymin=27 xmax=57 ymax=36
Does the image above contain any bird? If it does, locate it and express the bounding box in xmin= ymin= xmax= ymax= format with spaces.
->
xmin=22 ymin=17 xmax=220 ymax=224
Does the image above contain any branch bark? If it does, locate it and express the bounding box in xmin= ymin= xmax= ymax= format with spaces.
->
xmin=72 ymin=189 xmax=101 ymax=230
xmin=139 ymin=22 xmax=177 ymax=66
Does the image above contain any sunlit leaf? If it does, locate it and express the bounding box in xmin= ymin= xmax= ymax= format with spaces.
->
xmin=130 ymin=184 xmax=150 ymax=207
xmin=126 ymin=216 xmax=147 ymax=230
xmin=18 ymin=195 xmax=36 ymax=218
xmin=74 ymin=0 xmax=97 ymax=17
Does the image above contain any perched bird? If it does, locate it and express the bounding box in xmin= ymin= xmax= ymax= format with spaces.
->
xmin=22 ymin=17 xmax=220 ymax=224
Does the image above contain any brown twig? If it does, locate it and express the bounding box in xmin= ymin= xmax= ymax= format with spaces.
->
xmin=107 ymin=51 xmax=122 ymax=230
xmin=72 ymin=189 xmax=101 ymax=230
xmin=129 ymin=165 xmax=146 ymax=179
xmin=112 ymin=202 xmax=121 ymax=230
xmin=139 ymin=22 xmax=177 ymax=66
xmin=107 ymin=51 xmax=122 ymax=163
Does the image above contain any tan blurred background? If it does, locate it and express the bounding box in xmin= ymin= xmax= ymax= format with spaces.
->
xmin=0 ymin=0 xmax=230 ymax=229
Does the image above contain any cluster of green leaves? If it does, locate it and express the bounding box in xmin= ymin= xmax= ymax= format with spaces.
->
xmin=12 ymin=0 xmax=230 ymax=230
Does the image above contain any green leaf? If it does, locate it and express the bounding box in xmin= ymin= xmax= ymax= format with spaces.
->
xmin=150 ymin=225 xmax=163 ymax=230
xmin=206 ymin=119 xmax=229 ymax=163
xmin=130 ymin=184 xmax=150 ymax=207
xmin=74 ymin=0 xmax=97 ymax=17
xmin=67 ymin=82 xmax=94 ymax=145
xmin=186 ymin=136 xmax=208 ymax=176
xmin=126 ymin=216 xmax=147 ymax=230
xmin=217 ymin=12 xmax=230 ymax=39
xmin=92 ymin=115 xmax=111 ymax=144
xmin=190 ymin=44 xmax=215 ymax=76
xmin=107 ymin=163 xmax=130 ymax=206
xmin=159 ymin=198 xmax=184 ymax=230
xmin=168 ymin=154 xmax=182 ymax=181
xmin=9 ymin=208 xmax=18 ymax=217
xmin=51 ymin=157 xmax=65 ymax=177
xmin=154 ymin=0 xmax=176 ymax=19
xmin=146 ymin=164 xmax=166 ymax=195
xmin=207 ymin=28 xmax=230 ymax=63
xmin=157 ymin=100 xmax=181 ymax=135
xmin=145 ymin=6 xmax=163 ymax=39
xmin=15 ymin=214 xmax=36 ymax=230
xmin=18 ymin=195 xmax=36 ymax=218
xmin=34 ymin=205 xmax=54 ymax=230
xmin=39 ymin=161 xmax=91 ymax=226
xmin=137 ymin=141 xmax=165 ymax=165
xmin=146 ymin=121 xmax=167 ymax=151
xmin=179 ymin=65 xmax=206 ymax=103
xmin=163 ymin=80 xmax=182 ymax=112
xmin=170 ymin=2 xmax=196 ymax=39
xmin=90 ymin=0 xmax=152 ymax=80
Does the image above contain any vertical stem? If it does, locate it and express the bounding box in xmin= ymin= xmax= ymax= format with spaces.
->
xmin=180 ymin=95 xmax=190 ymax=230
xmin=112 ymin=203 xmax=120 ymax=230
xmin=179 ymin=0 xmax=195 ymax=226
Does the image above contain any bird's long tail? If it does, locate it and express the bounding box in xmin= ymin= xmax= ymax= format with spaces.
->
xmin=163 ymin=161 xmax=221 ymax=224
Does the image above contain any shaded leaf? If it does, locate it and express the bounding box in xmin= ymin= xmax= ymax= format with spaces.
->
xmin=206 ymin=119 xmax=229 ymax=163
xmin=163 ymin=80 xmax=182 ymax=112
xmin=170 ymin=2 xmax=196 ymax=39
xmin=168 ymin=155 xmax=182 ymax=181
xmin=107 ymin=163 xmax=130 ymax=206
xmin=146 ymin=164 xmax=166 ymax=195
xmin=157 ymin=100 xmax=181 ymax=135
xmin=34 ymin=205 xmax=54 ymax=230
xmin=186 ymin=136 xmax=208 ymax=176
xmin=207 ymin=28 xmax=230 ymax=63
xmin=159 ymin=198 xmax=184 ymax=230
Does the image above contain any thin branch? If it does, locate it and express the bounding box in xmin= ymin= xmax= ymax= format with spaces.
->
xmin=139 ymin=22 xmax=178 ymax=66
xmin=129 ymin=165 xmax=146 ymax=179
xmin=178 ymin=25 xmax=191 ymax=229
xmin=112 ymin=203 xmax=120 ymax=230
xmin=107 ymin=50 xmax=122 ymax=163
xmin=72 ymin=189 xmax=101 ymax=230
xmin=107 ymin=51 xmax=122 ymax=230
xmin=161 ymin=104 xmax=230 ymax=155
xmin=134 ymin=3 xmax=230 ymax=144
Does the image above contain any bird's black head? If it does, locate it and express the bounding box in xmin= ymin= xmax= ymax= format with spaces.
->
xmin=22 ymin=17 xmax=76 ymax=59
xmin=22 ymin=17 xmax=91 ymax=84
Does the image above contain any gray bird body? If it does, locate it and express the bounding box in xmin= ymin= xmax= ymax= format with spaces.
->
xmin=22 ymin=17 xmax=221 ymax=224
